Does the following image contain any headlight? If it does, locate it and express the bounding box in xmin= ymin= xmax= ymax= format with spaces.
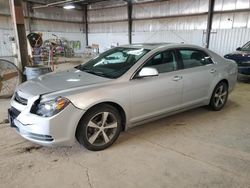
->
xmin=33 ymin=97 xmax=70 ymax=117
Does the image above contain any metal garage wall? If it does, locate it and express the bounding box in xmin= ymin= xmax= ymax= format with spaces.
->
xmin=88 ymin=30 xmax=204 ymax=53
xmin=88 ymin=20 xmax=128 ymax=52
xmin=87 ymin=0 xmax=250 ymax=54
xmin=0 ymin=13 xmax=13 ymax=56
xmin=27 ymin=4 xmax=85 ymax=54
xmin=1 ymin=0 xmax=250 ymax=56
xmin=88 ymin=33 xmax=128 ymax=52
xmin=132 ymin=30 xmax=204 ymax=46
xmin=0 ymin=28 xmax=14 ymax=57
xmin=209 ymin=6 xmax=250 ymax=55
xmin=88 ymin=4 xmax=128 ymax=52
xmin=0 ymin=1 xmax=86 ymax=56
xmin=0 ymin=1 xmax=10 ymax=15
xmin=133 ymin=0 xmax=208 ymax=18
xmin=0 ymin=0 xmax=13 ymax=57
xmin=88 ymin=6 xmax=127 ymax=22
xmin=133 ymin=16 xmax=207 ymax=31
xmin=214 ymin=0 xmax=250 ymax=10
xmin=32 ymin=31 xmax=85 ymax=54
xmin=89 ymin=21 xmax=128 ymax=33
xmin=30 ymin=19 xmax=85 ymax=54
xmin=28 ymin=6 xmax=83 ymax=23
xmin=209 ymin=28 xmax=250 ymax=56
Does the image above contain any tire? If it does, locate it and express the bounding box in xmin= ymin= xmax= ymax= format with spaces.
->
xmin=76 ymin=104 xmax=122 ymax=151
xmin=209 ymin=82 xmax=228 ymax=111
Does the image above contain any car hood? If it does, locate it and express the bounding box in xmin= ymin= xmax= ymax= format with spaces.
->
xmin=224 ymin=51 xmax=250 ymax=62
xmin=17 ymin=68 xmax=111 ymax=96
xmin=225 ymin=50 xmax=250 ymax=57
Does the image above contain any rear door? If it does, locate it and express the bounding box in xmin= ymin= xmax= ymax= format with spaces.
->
xmin=176 ymin=48 xmax=216 ymax=107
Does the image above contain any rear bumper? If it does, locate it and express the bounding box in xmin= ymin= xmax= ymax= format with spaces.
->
xmin=9 ymin=103 xmax=85 ymax=146
xmin=238 ymin=66 xmax=250 ymax=75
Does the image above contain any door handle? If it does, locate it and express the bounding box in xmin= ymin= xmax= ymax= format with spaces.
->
xmin=173 ymin=76 xmax=182 ymax=81
xmin=210 ymin=69 xmax=216 ymax=73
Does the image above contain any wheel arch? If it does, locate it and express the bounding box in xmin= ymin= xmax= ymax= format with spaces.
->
xmin=76 ymin=101 xmax=127 ymax=132
xmin=218 ymin=79 xmax=229 ymax=87
xmin=208 ymin=78 xmax=229 ymax=110
xmin=209 ymin=78 xmax=229 ymax=101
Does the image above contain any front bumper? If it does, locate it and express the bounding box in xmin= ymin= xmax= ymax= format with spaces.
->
xmin=9 ymin=101 xmax=85 ymax=146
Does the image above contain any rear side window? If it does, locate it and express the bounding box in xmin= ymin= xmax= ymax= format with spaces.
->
xmin=179 ymin=49 xmax=213 ymax=69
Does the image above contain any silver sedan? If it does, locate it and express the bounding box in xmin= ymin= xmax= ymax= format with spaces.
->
xmin=9 ymin=43 xmax=237 ymax=151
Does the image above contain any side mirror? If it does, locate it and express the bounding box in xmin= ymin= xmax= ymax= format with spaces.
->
xmin=138 ymin=67 xmax=159 ymax=78
xmin=236 ymin=47 xmax=242 ymax=51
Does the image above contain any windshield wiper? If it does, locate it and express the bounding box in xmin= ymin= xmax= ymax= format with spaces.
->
xmin=76 ymin=66 xmax=114 ymax=79
xmin=84 ymin=69 xmax=104 ymax=76
xmin=84 ymin=69 xmax=114 ymax=78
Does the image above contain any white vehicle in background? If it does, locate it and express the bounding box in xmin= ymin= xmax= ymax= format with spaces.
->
xmin=9 ymin=43 xmax=237 ymax=151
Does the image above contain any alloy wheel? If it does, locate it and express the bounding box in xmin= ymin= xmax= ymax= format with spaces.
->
xmin=86 ymin=112 xmax=118 ymax=146
xmin=214 ymin=85 xmax=228 ymax=108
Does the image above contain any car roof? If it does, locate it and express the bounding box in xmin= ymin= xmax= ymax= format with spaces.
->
xmin=120 ymin=43 xmax=173 ymax=50
xmin=120 ymin=43 xmax=202 ymax=50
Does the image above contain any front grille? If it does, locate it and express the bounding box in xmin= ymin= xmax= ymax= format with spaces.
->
xmin=28 ymin=132 xmax=54 ymax=142
xmin=14 ymin=92 xmax=28 ymax=105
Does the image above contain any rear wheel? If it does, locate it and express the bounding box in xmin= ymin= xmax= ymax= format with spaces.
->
xmin=76 ymin=104 xmax=122 ymax=151
xmin=209 ymin=82 xmax=228 ymax=111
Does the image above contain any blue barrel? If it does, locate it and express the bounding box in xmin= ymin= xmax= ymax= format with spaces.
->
xmin=25 ymin=66 xmax=52 ymax=80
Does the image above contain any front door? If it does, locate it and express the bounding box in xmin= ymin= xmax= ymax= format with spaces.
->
xmin=130 ymin=50 xmax=183 ymax=123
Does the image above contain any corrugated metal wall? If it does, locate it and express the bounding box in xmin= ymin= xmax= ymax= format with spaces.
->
xmin=0 ymin=14 xmax=14 ymax=57
xmin=89 ymin=21 xmax=128 ymax=33
xmin=1 ymin=0 xmax=250 ymax=56
xmin=88 ymin=4 xmax=128 ymax=51
xmin=88 ymin=0 xmax=250 ymax=55
xmin=132 ymin=30 xmax=203 ymax=46
xmin=210 ymin=28 xmax=250 ymax=55
xmin=89 ymin=33 xmax=128 ymax=52
xmin=0 ymin=1 xmax=85 ymax=57
xmin=0 ymin=28 xmax=14 ymax=57
xmin=29 ymin=7 xmax=83 ymax=23
xmin=133 ymin=16 xmax=208 ymax=31
xmin=88 ymin=6 xmax=127 ymax=22
xmin=133 ymin=0 xmax=209 ymax=18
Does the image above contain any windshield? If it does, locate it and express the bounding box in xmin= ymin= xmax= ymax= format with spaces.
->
xmin=242 ymin=42 xmax=250 ymax=51
xmin=76 ymin=47 xmax=150 ymax=79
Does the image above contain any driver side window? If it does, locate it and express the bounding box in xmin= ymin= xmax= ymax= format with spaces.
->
xmin=143 ymin=50 xmax=177 ymax=74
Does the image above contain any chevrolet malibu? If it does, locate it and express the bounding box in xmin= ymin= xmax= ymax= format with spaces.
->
xmin=9 ymin=43 xmax=237 ymax=151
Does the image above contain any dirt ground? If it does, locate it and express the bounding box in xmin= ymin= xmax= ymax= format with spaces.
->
xmin=0 ymin=73 xmax=250 ymax=188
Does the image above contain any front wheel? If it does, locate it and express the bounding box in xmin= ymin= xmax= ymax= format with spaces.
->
xmin=209 ymin=82 xmax=228 ymax=111
xmin=76 ymin=104 xmax=122 ymax=151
